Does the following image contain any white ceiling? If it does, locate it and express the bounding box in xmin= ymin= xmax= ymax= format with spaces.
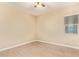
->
xmin=11 ymin=2 xmax=78 ymax=16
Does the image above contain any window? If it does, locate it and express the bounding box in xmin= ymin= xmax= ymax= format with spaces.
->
xmin=64 ymin=15 xmax=78 ymax=34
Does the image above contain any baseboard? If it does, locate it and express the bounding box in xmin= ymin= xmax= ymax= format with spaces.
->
xmin=1 ymin=40 xmax=79 ymax=52
xmin=0 ymin=40 xmax=35 ymax=52
xmin=37 ymin=40 xmax=79 ymax=49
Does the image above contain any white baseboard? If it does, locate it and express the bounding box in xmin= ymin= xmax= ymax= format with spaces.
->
xmin=37 ymin=40 xmax=79 ymax=49
xmin=1 ymin=39 xmax=79 ymax=52
xmin=0 ymin=40 xmax=35 ymax=52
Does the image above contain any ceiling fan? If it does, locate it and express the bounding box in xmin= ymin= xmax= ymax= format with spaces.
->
xmin=34 ymin=2 xmax=46 ymax=8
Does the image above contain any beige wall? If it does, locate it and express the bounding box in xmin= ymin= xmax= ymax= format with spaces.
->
xmin=37 ymin=3 xmax=79 ymax=48
xmin=0 ymin=3 xmax=35 ymax=49
xmin=0 ymin=3 xmax=79 ymax=50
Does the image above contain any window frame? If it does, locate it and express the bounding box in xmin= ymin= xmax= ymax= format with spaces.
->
xmin=64 ymin=14 xmax=79 ymax=34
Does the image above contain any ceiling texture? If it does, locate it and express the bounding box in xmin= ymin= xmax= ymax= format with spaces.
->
xmin=8 ymin=2 xmax=78 ymax=16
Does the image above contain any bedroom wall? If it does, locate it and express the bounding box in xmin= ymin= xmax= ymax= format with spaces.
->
xmin=0 ymin=3 xmax=35 ymax=49
xmin=0 ymin=2 xmax=79 ymax=50
xmin=37 ymin=3 xmax=79 ymax=48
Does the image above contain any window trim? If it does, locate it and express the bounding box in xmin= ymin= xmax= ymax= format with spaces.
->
xmin=64 ymin=14 xmax=79 ymax=34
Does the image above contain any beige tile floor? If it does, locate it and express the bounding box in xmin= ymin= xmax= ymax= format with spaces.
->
xmin=0 ymin=41 xmax=79 ymax=57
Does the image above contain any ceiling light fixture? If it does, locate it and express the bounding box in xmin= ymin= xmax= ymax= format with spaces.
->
xmin=34 ymin=2 xmax=45 ymax=8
